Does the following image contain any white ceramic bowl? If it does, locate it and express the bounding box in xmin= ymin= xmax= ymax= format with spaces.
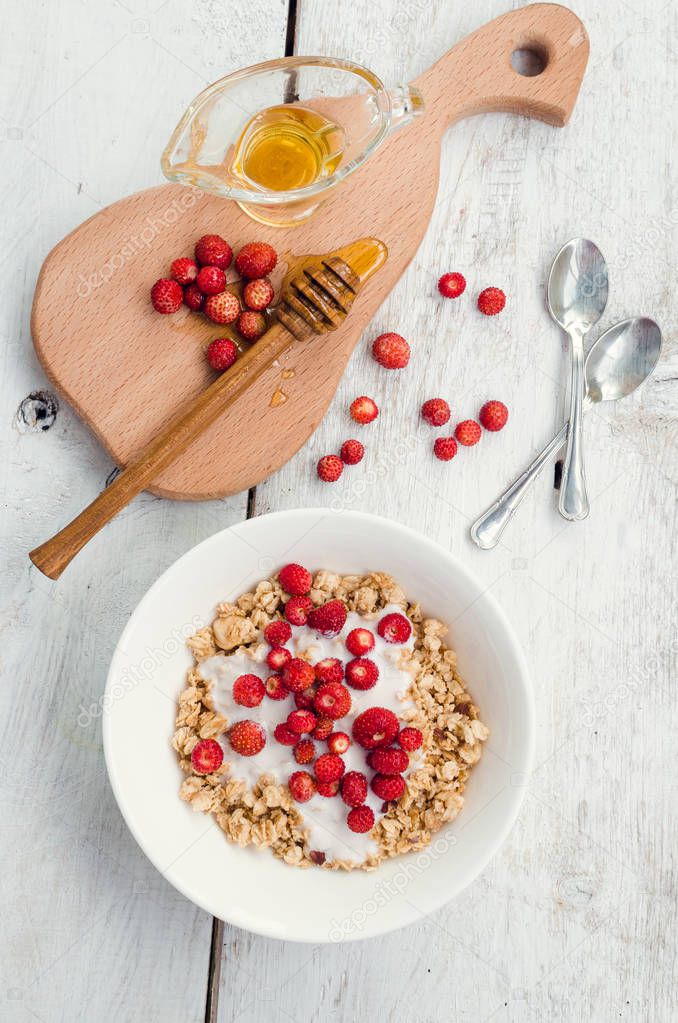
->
xmin=103 ymin=509 xmax=534 ymax=942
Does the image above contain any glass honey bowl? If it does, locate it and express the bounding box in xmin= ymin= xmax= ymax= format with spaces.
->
xmin=161 ymin=56 xmax=424 ymax=227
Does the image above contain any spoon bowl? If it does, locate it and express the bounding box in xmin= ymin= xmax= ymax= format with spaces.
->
xmin=547 ymin=237 xmax=609 ymax=334
xmin=584 ymin=316 xmax=662 ymax=404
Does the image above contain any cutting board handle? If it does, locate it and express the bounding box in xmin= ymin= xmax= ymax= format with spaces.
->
xmin=415 ymin=2 xmax=589 ymax=131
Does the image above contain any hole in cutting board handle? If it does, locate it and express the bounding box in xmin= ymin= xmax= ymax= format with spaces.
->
xmin=511 ymin=46 xmax=548 ymax=77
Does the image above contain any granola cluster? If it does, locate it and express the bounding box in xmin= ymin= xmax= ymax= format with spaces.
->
xmin=172 ymin=571 xmax=488 ymax=870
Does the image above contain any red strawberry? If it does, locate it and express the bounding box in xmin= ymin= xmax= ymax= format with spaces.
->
xmin=340 ymin=771 xmax=368 ymax=807
xmin=281 ymin=658 xmax=315 ymax=692
xmin=314 ymin=752 xmax=345 ymax=783
xmin=151 ymin=278 xmax=183 ymax=314
xmin=314 ymin=682 xmax=351 ymax=720
xmin=237 ymin=310 xmax=266 ymax=342
xmin=349 ymin=395 xmax=379 ymax=424
xmin=314 ymin=657 xmax=344 ymax=684
xmin=294 ymin=686 xmax=316 ymax=710
xmin=347 ymin=805 xmax=375 ymax=833
xmin=204 ymin=291 xmax=240 ymax=324
xmin=293 ymin=738 xmax=316 ymax=764
xmin=243 ymin=277 xmax=274 ymax=311
xmin=371 ymin=332 xmax=410 ymax=369
xmin=479 ymin=400 xmax=509 ymax=432
xmin=438 ymin=272 xmax=466 ymax=299
xmin=287 ymin=709 xmax=317 ymax=735
xmin=264 ymin=619 xmax=292 ymax=646
xmin=371 ymin=772 xmax=405 ymax=801
xmin=327 ymin=731 xmax=350 ymax=755
xmin=229 ymin=720 xmax=266 ymax=756
xmin=316 ymin=779 xmax=340 ymax=797
xmin=345 ymin=657 xmax=379 ymax=690
xmin=196 ymin=265 xmax=226 ymax=295
xmin=288 ymin=770 xmax=316 ymax=802
xmin=195 ymin=234 xmax=233 ymax=270
xmin=183 ymin=283 xmax=204 ymax=311
xmin=235 ymin=242 xmax=277 ymax=279
xmin=171 ymin=257 xmax=198 ymax=286
xmin=317 ymin=455 xmax=343 ymax=482
xmin=433 ymin=436 xmax=458 ymax=462
xmin=421 ymin=398 xmax=451 ymax=427
xmin=340 ymin=439 xmax=364 ymax=465
xmin=266 ymin=646 xmax=291 ymax=672
xmin=279 ymin=563 xmax=312 ymax=596
xmin=232 ymin=673 xmax=265 ymax=708
xmin=398 ymin=727 xmax=423 ymax=752
xmin=264 ymin=674 xmax=288 ymax=701
xmin=307 ymin=599 xmax=347 ymax=637
xmin=284 ymin=595 xmax=313 ymax=626
xmin=369 ymin=746 xmax=409 ymax=773
xmin=454 ymin=419 xmax=481 ymax=446
xmin=312 ymin=715 xmax=334 ymax=740
xmin=477 ymin=287 xmax=506 ymax=316
xmin=352 ymin=707 xmax=399 ymax=749
xmin=190 ymin=738 xmax=223 ymax=774
xmin=377 ymin=612 xmax=412 ymax=644
xmin=206 ymin=337 xmax=238 ymax=372
xmin=274 ymin=722 xmax=298 ymax=746
xmin=345 ymin=628 xmax=375 ymax=657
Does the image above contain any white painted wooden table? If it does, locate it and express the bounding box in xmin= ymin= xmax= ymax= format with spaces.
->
xmin=1 ymin=1 xmax=676 ymax=1019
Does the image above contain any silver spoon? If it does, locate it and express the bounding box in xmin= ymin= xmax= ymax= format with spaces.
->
xmin=470 ymin=317 xmax=662 ymax=550
xmin=548 ymin=238 xmax=609 ymax=521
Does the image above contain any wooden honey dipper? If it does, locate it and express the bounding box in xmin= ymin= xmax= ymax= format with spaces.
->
xmin=29 ymin=237 xmax=388 ymax=579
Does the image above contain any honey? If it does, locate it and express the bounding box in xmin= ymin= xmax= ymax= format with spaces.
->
xmin=232 ymin=105 xmax=345 ymax=192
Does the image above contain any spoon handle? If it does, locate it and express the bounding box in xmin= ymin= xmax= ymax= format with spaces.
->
xmin=559 ymin=338 xmax=590 ymax=520
xmin=470 ymin=424 xmax=569 ymax=549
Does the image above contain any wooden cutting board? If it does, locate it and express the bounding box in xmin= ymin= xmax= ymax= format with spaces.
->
xmin=31 ymin=3 xmax=588 ymax=500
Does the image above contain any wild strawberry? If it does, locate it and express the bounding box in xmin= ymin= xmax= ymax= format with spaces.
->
xmin=479 ymin=400 xmax=509 ymax=432
xmin=340 ymin=771 xmax=368 ymax=807
xmin=371 ymin=772 xmax=405 ymax=801
xmin=477 ymin=287 xmax=506 ymax=316
xmin=284 ymin=595 xmax=313 ymax=626
xmin=237 ymin=310 xmax=266 ymax=342
xmin=345 ymin=628 xmax=374 ymax=657
xmin=281 ymin=658 xmax=315 ymax=692
xmin=264 ymin=674 xmax=288 ymax=701
xmin=264 ymin=619 xmax=292 ymax=646
xmin=377 ymin=612 xmax=412 ymax=644
xmin=288 ymin=770 xmax=316 ymax=802
xmin=327 ymin=731 xmax=351 ymax=755
xmin=340 ymin=439 xmax=364 ymax=465
xmin=316 ymin=779 xmax=340 ymax=797
xmin=421 ymin=398 xmax=451 ymax=427
xmin=454 ymin=419 xmax=481 ymax=446
xmin=352 ymin=707 xmax=399 ymax=749
xmin=317 ymin=455 xmax=343 ymax=482
xmin=371 ymin=332 xmax=410 ymax=369
xmin=274 ymin=722 xmax=298 ymax=746
xmin=195 ymin=234 xmax=233 ymax=270
xmin=266 ymin=646 xmax=291 ymax=672
xmin=206 ymin=337 xmax=238 ymax=372
xmin=433 ymin=436 xmax=457 ymax=461
xmin=151 ymin=278 xmax=183 ymax=314
xmin=307 ymin=599 xmax=347 ymax=637
xmin=347 ymin=805 xmax=375 ymax=833
xmin=191 ymin=737 xmax=223 ymax=774
xmin=229 ymin=720 xmax=266 ymax=756
xmin=312 ymin=715 xmax=334 ymax=740
xmin=171 ymin=257 xmax=198 ymax=286
xmin=183 ymin=283 xmax=204 ymax=311
xmin=369 ymin=746 xmax=409 ymax=773
xmin=398 ymin=726 xmax=423 ymax=752
xmin=294 ymin=686 xmax=316 ymax=710
xmin=350 ymin=395 xmax=379 ymax=424
xmin=232 ymin=673 xmax=265 ymax=708
xmin=314 ymin=657 xmax=344 ymax=684
xmin=314 ymin=752 xmax=345 ymax=783
xmin=287 ymin=709 xmax=317 ymax=735
xmin=243 ymin=277 xmax=274 ymax=311
xmin=196 ymin=265 xmax=226 ymax=295
xmin=235 ymin=241 xmax=278 ymax=279
xmin=279 ymin=563 xmax=312 ymax=596
xmin=314 ymin=681 xmax=351 ymax=720
xmin=293 ymin=738 xmax=316 ymax=764
xmin=438 ymin=272 xmax=466 ymax=299
xmin=345 ymin=657 xmax=379 ymax=690
xmin=204 ymin=291 xmax=240 ymax=325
